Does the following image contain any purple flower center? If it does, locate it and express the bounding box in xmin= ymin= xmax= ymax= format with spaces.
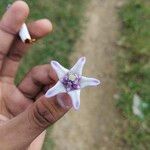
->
xmin=61 ymin=72 xmax=81 ymax=92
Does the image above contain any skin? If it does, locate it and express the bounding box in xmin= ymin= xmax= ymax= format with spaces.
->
xmin=0 ymin=1 xmax=72 ymax=150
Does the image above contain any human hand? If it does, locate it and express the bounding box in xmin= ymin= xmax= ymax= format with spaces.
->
xmin=0 ymin=1 xmax=71 ymax=150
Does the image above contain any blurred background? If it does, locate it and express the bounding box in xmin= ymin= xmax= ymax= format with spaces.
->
xmin=0 ymin=0 xmax=149 ymax=149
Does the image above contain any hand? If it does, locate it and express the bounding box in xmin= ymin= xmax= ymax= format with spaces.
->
xmin=0 ymin=1 xmax=71 ymax=150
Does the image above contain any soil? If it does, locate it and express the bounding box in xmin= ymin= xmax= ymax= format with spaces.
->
xmin=51 ymin=0 xmax=127 ymax=149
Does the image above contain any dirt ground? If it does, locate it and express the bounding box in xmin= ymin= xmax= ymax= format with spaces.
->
xmin=51 ymin=0 xmax=127 ymax=149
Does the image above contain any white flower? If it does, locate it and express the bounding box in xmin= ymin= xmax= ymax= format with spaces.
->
xmin=132 ymin=94 xmax=144 ymax=118
xmin=45 ymin=57 xmax=100 ymax=110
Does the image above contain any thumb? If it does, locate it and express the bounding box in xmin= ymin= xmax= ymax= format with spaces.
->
xmin=0 ymin=95 xmax=71 ymax=150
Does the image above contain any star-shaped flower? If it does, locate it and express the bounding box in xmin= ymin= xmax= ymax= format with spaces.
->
xmin=45 ymin=57 xmax=100 ymax=110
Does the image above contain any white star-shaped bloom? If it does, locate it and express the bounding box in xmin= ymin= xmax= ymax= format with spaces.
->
xmin=45 ymin=57 xmax=100 ymax=110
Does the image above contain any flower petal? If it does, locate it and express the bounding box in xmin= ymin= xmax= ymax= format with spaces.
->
xmin=68 ymin=90 xmax=80 ymax=110
xmin=80 ymin=76 xmax=100 ymax=88
xmin=51 ymin=61 xmax=69 ymax=79
xmin=45 ymin=81 xmax=66 ymax=98
xmin=70 ymin=57 xmax=86 ymax=75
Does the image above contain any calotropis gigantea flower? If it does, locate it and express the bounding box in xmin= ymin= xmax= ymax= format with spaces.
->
xmin=45 ymin=57 xmax=100 ymax=110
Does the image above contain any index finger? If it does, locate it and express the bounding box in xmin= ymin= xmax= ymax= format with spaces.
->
xmin=0 ymin=1 xmax=29 ymax=70
xmin=18 ymin=64 xmax=57 ymax=99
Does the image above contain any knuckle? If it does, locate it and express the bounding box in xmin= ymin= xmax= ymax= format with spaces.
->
xmin=8 ymin=51 xmax=23 ymax=62
xmin=32 ymin=100 xmax=56 ymax=128
xmin=31 ymin=66 xmax=41 ymax=74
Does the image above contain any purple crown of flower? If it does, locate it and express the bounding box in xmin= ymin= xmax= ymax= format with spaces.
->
xmin=61 ymin=72 xmax=81 ymax=92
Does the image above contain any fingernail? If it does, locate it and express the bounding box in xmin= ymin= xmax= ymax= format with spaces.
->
xmin=57 ymin=94 xmax=72 ymax=109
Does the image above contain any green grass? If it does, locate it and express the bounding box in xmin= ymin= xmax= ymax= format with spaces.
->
xmin=0 ymin=0 xmax=85 ymax=149
xmin=118 ymin=0 xmax=150 ymax=149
